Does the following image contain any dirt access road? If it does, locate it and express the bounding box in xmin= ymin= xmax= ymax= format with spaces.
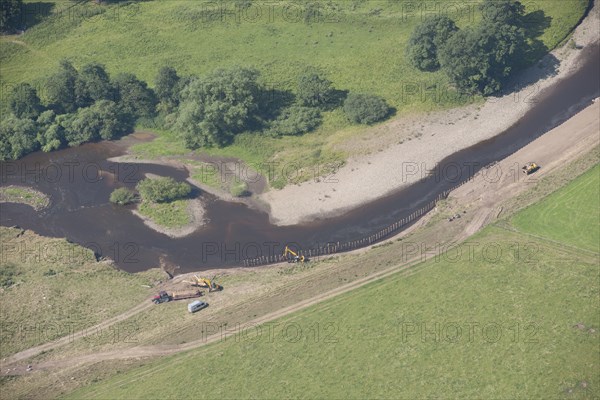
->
xmin=2 ymin=101 xmax=599 ymax=375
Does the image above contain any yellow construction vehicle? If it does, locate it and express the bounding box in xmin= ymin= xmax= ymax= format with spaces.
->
xmin=522 ymin=162 xmax=540 ymax=175
xmin=283 ymin=245 xmax=306 ymax=263
xmin=184 ymin=275 xmax=223 ymax=292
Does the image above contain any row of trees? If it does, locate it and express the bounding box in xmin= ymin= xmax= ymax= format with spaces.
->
xmin=167 ymin=65 xmax=392 ymax=149
xmin=3 ymin=61 xmax=393 ymax=160
xmin=406 ymin=0 xmax=532 ymax=95
xmin=1 ymin=61 xmax=154 ymax=160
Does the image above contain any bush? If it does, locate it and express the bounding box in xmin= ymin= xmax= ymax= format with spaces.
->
xmin=343 ymin=93 xmax=391 ymax=124
xmin=268 ymin=106 xmax=322 ymax=137
xmin=230 ymin=181 xmax=249 ymax=197
xmin=136 ymin=177 xmax=191 ymax=203
xmin=110 ymin=187 xmax=137 ymax=205
xmin=297 ymin=69 xmax=335 ymax=108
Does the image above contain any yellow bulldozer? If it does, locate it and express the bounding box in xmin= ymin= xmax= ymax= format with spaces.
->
xmin=522 ymin=162 xmax=540 ymax=175
xmin=283 ymin=245 xmax=307 ymax=263
xmin=183 ymin=275 xmax=223 ymax=292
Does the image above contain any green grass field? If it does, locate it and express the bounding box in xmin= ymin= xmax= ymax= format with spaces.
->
xmin=0 ymin=0 xmax=589 ymax=187
xmin=0 ymin=228 xmax=163 ymax=358
xmin=512 ymin=164 xmax=600 ymax=252
xmin=67 ymin=163 xmax=600 ymax=399
xmin=137 ymin=199 xmax=191 ymax=228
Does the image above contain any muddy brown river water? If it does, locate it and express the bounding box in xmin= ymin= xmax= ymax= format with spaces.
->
xmin=1 ymin=45 xmax=598 ymax=273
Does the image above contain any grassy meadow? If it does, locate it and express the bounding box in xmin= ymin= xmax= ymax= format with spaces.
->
xmin=0 ymin=228 xmax=164 ymax=358
xmin=66 ymin=162 xmax=599 ymax=399
xmin=0 ymin=0 xmax=590 ymax=187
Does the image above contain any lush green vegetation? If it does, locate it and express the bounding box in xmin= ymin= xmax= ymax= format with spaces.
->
xmin=512 ymin=164 xmax=600 ymax=252
xmin=0 ymin=227 xmax=163 ymax=358
xmin=67 ymin=162 xmax=599 ymax=399
xmin=343 ymin=93 xmax=391 ymax=124
xmin=0 ymin=0 xmax=588 ymax=181
xmin=0 ymin=185 xmax=49 ymax=209
xmin=109 ymin=187 xmax=136 ymax=206
xmin=137 ymin=199 xmax=191 ymax=228
xmin=136 ymin=177 xmax=191 ymax=203
xmin=408 ymin=0 xmax=548 ymax=95
xmin=0 ymin=60 xmax=141 ymax=160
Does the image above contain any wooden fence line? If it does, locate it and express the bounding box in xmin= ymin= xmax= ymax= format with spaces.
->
xmin=241 ymin=162 xmax=500 ymax=267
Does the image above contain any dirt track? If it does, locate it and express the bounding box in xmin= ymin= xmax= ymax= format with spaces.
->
xmin=3 ymin=101 xmax=598 ymax=376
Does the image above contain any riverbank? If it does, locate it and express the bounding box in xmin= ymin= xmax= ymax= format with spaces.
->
xmin=260 ymin=2 xmax=600 ymax=225
xmin=0 ymin=186 xmax=50 ymax=211
xmin=132 ymin=198 xmax=206 ymax=238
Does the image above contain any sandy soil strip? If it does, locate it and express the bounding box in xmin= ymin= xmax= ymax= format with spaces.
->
xmin=260 ymin=3 xmax=600 ymax=226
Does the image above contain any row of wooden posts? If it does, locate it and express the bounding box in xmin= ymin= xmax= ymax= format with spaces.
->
xmin=242 ymin=173 xmax=477 ymax=267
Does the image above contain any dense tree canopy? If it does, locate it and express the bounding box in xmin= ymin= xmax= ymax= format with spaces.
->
xmin=0 ymin=115 xmax=38 ymax=160
xmin=479 ymin=0 xmax=526 ymax=26
xmin=155 ymin=66 xmax=181 ymax=113
xmin=439 ymin=22 xmax=527 ymax=95
xmin=406 ymin=15 xmax=458 ymax=71
xmin=176 ymin=67 xmax=262 ymax=148
xmin=36 ymin=110 xmax=63 ymax=152
xmin=113 ymin=73 xmax=157 ymax=119
xmin=136 ymin=177 xmax=191 ymax=203
xmin=9 ymin=83 xmax=43 ymax=119
xmin=74 ymin=63 xmax=114 ymax=108
xmin=46 ymin=60 xmax=79 ymax=113
xmin=62 ymin=100 xmax=133 ymax=146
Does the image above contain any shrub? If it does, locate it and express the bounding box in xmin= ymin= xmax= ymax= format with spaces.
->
xmin=297 ymin=69 xmax=335 ymax=108
xmin=230 ymin=181 xmax=249 ymax=197
xmin=109 ymin=187 xmax=137 ymax=205
xmin=268 ymin=106 xmax=322 ymax=137
xmin=343 ymin=93 xmax=391 ymax=124
xmin=136 ymin=177 xmax=191 ymax=203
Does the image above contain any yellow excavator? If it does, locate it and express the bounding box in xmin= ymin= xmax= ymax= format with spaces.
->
xmin=283 ymin=245 xmax=307 ymax=263
xmin=184 ymin=275 xmax=223 ymax=292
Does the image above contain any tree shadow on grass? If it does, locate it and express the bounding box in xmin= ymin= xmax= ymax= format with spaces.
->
xmin=521 ymin=10 xmax=553 ymax=66
xmin=16 ymin=2 xmax=55 ymax=32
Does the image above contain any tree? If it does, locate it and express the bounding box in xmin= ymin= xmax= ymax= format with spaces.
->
xmin=479 ymin=0 xmax=526 ymax=26
xmin=136 ymin=177 xmax=191 ymax=203
xmin=9 ymin=83 xmax=43 ymax=119
xmin=297 ymin=69 xmax=335 ymax=107
xmin=74 ymin=63 xmax=114 ymax=108
xmin=0 ymin=0 xmax=22 ymax=33
xmin=36 ymin=110 xmax=64 ymax=152
xmin=268 ymin=106 xmax=322 ymax=137
xmin=113 ymin=73 xmax=157 ymax=119
xmin=62 ymin=100 xmax=133 ymax=146
xmin=155 ymin=66 xmax=180 ymax=113
xmin=406 ymin=15 xmax=458 ymax=71
xmin=343 ymin=93 xmax=391 ymax=124
xmin=439 ymin=22 xmax=527 ymax=95
xmin=0 ymin=115 xmax=38 ymax=160
xmin=175 ymin=67 xmax=261 ymax=148
xmin=46 ymin=60 xmax=79 ymax=113
xmin=110 ymin=187 xmax=137 ymax=205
